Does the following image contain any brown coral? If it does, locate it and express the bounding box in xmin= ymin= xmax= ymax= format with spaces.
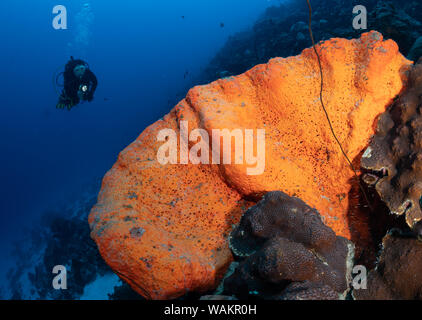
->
xmin=89 ymin=31 xmax=410 ymax=299
xmin=224 ymin=191 xmax=354 ymax=300
xmin=353 ymin=233 xmax=422 ymax=300
xmin=361 ymin=59 xmax=422 ymax=230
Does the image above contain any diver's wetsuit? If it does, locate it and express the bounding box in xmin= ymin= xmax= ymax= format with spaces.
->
xmin=57 ymin=57 xmax=98 ymax=110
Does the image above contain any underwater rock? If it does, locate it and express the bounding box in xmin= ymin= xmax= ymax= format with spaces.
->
xmin=361 ymin=60 xmax=422 ymax=230
xmin=371 ymin=0 xmax=421 ymax=54
xmin=89 ymin=31 xmax=410 ymax=299
xmin=203 ymin=0 xmax=422 ymax=83
xmin=290 ymin=21 xmax=308 ymax=34
xmin=353 ymin=234 xmax=422 ymax=300
xmin=5 ymin=180 xmax=125 ymax=300
xmin=280 ymin=282 xmax=340 ymax=300
xmin=408 ymin=37 xmax=422 ymax=61
xmin=224 ymin=191 xmax=354 ymax=300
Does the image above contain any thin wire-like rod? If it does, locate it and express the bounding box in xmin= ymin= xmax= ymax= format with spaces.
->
xmin=305 ymin=0 xmax=373 ymax=211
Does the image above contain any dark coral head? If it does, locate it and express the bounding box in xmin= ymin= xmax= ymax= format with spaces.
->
xmin=361 ymin=63 xmax=422 ymax=229
xmin=226 ymin=191 xmax=354 ymax=300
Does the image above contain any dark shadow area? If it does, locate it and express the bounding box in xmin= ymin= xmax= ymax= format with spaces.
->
xmin=346 ymin=152 xmax=407 ymax=270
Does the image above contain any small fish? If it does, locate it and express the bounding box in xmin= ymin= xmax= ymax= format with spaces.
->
xmin=183 ymin=70 xmax=189 ymax=79
xmin=220 ymin=22 xmax=225 ymax=28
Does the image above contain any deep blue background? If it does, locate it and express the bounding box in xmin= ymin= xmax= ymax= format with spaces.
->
xmin=0 ymin=0 xmax=278 ymax=283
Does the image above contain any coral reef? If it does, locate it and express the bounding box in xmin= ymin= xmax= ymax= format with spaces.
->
xmin=5 ymin=181 xmax=139 ymax=300
xmin=353 ymin=233 xmax=422 ymax=300
xmin=361 ymin=60 xmax=422 ymax=230
xmin=203 ymin=0 xmax=422 ymax=83
xmin=224 ymin=191 xmax=354 ymax=300
xmin=89 ymin=31 xmax=410 ymax=299
xmin=408 ymin=37 xmax=422 ymax=62
xmin=371 ymin=0 xmax=422 ymax=55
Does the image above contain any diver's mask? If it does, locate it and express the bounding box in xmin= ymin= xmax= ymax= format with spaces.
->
xmin=73 ymin=65 xmax=87 ymax=79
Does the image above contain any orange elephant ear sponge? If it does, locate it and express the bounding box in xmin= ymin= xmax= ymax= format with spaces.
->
xmin=88 ymin=31 xmax=411 ymax=300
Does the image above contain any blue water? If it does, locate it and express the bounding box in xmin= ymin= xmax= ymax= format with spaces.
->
xmin=0 ymin=0 xmax=280 ymax=295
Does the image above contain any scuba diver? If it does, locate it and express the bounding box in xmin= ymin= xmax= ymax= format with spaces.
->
xmin=56 ymin=57 xmax=97 ymax=110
